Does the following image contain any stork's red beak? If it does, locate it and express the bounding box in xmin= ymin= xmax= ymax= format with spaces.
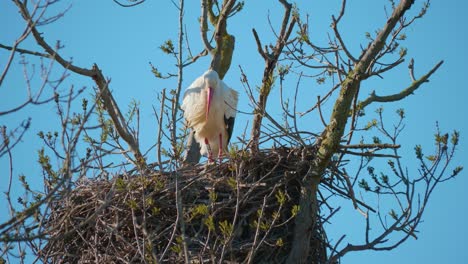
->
xmin=206 ymin=86 xmax=213 ymax=121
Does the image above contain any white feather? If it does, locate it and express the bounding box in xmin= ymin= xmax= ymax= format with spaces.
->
xmin=181 ymin=70 xmax=238 ymax=158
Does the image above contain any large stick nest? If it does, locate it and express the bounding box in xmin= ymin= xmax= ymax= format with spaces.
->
xmin=42 ymin=147 xmax=328 ymax=263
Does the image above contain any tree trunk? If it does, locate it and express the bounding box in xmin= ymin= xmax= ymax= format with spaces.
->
xmin=286 ymin=171 xmax=319 ymax=263
xmin=286 ymin=1 xmax=416 ymax=262
xmin=183 ymin=130 xmax=201 ymax=164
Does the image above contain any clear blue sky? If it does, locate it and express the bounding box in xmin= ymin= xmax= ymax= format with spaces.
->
xmin=1 ymin=1 xmax=467 ymax=263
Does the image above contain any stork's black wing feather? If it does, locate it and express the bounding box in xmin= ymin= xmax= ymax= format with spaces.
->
xmin=224 ymin=116 xmax=236 ymax=144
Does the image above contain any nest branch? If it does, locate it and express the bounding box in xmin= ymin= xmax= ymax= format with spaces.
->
xmin=42 ymin=148 xmax=332 ymax=263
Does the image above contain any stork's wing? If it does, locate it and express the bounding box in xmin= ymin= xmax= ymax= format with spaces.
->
xmin=222 ymin=82 xmax=238 ymax=119
xmin=181 ymin=75 xmax=206 ymax=127
xmin=181 ymin=75 xmax=205 ymax=111
xmin=221 ymin=81 xmax=239 ymax=144
xmin=224 ymin=115 xmax=235 ymax=143
xmin=181 ymin=86 xmax=203 ymax=108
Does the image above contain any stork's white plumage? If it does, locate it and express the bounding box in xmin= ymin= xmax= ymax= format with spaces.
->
xmin=181 ymin=70 xmax=238 ymax=161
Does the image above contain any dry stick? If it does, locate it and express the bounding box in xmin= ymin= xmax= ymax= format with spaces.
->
xmin=291 ymin=72 xmax=306 ymax=146
xmin=331 ymin=0 xmax=357 ymax=63
xmin=172 ymin=0 xmax=186 ymax=166
xmin=342 ymin=169 xmax=367 ymax=217
xmin=130 ymin=206 xmax=145 ymax=260
xmin=316 ymin=96 xmax=328 ymax=127
xmin=177 ymin=171 xmax=190 ymax=264
xmin=340 ymin=150 xmax=400 ymax=159
xmin=156 ymin=89 xmax=167 ymax=172
xmin=299 ymin=82 xmax=341 ymax=117
xmin=157 ymin=170 xmax=189 ymax=264
xmin=246 ymin=196 xmax=268 ymax=264
xmin=340 ymin=143 xmax=400 ymax=149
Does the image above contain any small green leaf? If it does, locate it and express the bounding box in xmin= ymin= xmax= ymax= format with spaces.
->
xmin=82 ymin=98 xmax=88 ymax=112
xmin=116 ymin=177 xmax=126 ymax=191
xmin=291 ymin=205 xmax=300 ymax=217
xmin=209 ymin=190 xmax=217 ymax=202
xmin=359 ymin=179 xmax=370 ymax=192
xmin=396 ymin=108 xmax=405 ymax=118
xmin=399 ymin=47 xmax=407 ymax=57
xmin=414 ymin=145 xmax=423 ymax=159
xmin=389 ymin=209 xmax=399 ymax=220
xmin=451 ymin=130 xmax=460 ymax=145
xmin=190 ymin=204 xmax=208 ymax=220
xmin=276 ymin=238 xmax=284 ymax=247
xmin=151 ymin=207 xmax=161 ymax=215
xmin=160 ymin=39 xmax=175 ymax=54
xmin=127 ymin=199 xmax=138 ymax=210
xmin=451 ymin=166 xmax=463 ymax=177
xmin=204 ymin=216 xmax=215 ymax=231
xmin=275 ymin=190 xmax=286 ymax=206
xmin=316 ymin=77 xmax=325 ymax=84
xmin=219 ymin=220 xmax=233 ymax=239
xmin=380 ymin=174 xmax=389 ymax=184
xmin=227 ymin=177 xmax=237 ymax=190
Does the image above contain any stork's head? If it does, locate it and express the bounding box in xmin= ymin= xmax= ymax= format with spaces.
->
xmin=203 ymin=70 xmax=220 ymax=121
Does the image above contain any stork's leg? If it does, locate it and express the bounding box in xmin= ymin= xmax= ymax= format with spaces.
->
xmin=205 ymin=138 xmax=214 ymax=162
xmin=218 ymin=133 xmax=223 ymax=163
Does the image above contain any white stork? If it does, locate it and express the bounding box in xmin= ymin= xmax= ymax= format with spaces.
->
xmin=181 ymin=69 xmax=238 ymax=162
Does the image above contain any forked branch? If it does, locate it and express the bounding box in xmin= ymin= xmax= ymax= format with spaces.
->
xmin=250 ymin=0 xmax=296 ymax=153
xmin=359 ymin=60 xmax=443 ymax=109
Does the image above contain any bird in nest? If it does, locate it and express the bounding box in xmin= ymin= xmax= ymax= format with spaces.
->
xmin=181 ymin=69 xmax=238 ymax=162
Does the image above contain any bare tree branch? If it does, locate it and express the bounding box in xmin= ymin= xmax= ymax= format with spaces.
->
xmin=331 ymin=0 xmax=357 ymax=63
xmin=112 ymin=0 xmax=146 ymax=7
xmin=250 ymin=0 xmax=296 ymax=153
xmin=200 ymin=0 xmax=214 ymax=52
xmin=340 ymin=143 xmax=400 ymax=149
xmin=11 ymin=0 xmax=148 ymax=170
xmin=360 ymin=60 xmax=443 ymax=109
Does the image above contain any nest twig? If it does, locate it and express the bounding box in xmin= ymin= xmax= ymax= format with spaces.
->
xmin=41 ymin=147 xmax=328 ymax=263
